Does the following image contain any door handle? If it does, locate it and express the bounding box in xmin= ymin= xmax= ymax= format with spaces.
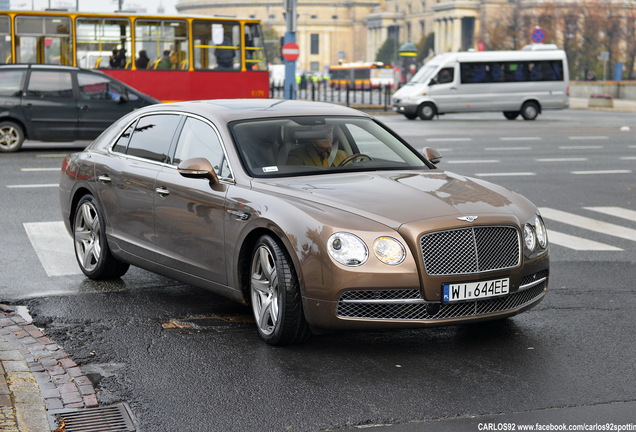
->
xmin=155 ymin=187 xmax=170 ymax=197
xmin=80 ymin=105 xmax=90 ymax=111
xmin=97 ymin=175 xmax=111 ymax=183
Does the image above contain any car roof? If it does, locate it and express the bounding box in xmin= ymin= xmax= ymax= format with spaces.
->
xmin=0 ymin=63 xmax=85 ymax=71
xmin=138 ymin=99 xmax=371 ymax=123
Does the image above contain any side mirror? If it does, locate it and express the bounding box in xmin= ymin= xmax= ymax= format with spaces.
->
xmin=177 ymin=157 xmax=219 ymax=183
xmin=423 ymin=147 xmax=442 ymax=165
xmin=429 ymin=78 xmax=437 ymax=86
xmin=117 ymin=95 xmax=128 ymax=104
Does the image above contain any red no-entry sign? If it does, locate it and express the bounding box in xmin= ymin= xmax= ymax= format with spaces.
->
xmin=282 ymin=42 xmax=300 ymax=61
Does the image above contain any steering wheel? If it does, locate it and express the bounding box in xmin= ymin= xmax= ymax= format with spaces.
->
xmin=337 ymin=153 xmax=373 ymax=167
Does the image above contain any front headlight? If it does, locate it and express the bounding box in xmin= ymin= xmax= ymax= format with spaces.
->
xmin=535 ymin=215 xmax=548 ymax=249
xmin=373 ymin=237 xmax=406 ymax=265
xmin=524 ymin=223 xmax=537 ymax=252
xmin=328 ymin=232 xmax=368 ymax=266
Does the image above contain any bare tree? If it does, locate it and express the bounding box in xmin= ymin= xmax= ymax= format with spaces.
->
xmin=624 ymin=6 xmax=636 ymax=79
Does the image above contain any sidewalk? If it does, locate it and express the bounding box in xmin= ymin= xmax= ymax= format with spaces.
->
xmin=0 ymin=304 xmax=98 ymax=432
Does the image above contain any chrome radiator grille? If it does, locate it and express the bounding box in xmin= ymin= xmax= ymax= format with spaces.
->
xmin=421 ymin=226 xmax=520 ymax=276
xmin=336 ymin=273 xmax=547 ymax=321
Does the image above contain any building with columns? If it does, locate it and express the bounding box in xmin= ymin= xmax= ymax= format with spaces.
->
xmin=174 ymin=0 xmax=577 ymax=73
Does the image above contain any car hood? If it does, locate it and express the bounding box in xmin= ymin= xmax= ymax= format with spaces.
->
xmin=254 ymin=170 xmax=534 ymax=230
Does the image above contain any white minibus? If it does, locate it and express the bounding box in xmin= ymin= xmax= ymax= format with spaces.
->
xmin=392 ymin=45 xmax=569 ymax=120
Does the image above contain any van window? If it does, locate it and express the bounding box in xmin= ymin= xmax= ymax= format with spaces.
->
xmin=0 ymin=70 xmax=25 ymax=96
xmin=460 ymin=60 xmax=564 ymax=84
xmin=26 ymin=71 xmax=73 ymax=98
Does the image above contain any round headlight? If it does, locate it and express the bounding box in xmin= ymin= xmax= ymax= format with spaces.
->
xmin=327 ymin=232 xmax=368 ymax=266
xmin=373 ymin=237 xmax=406 ymax=265
xmin=535 ymin=215 xmax=548 ymax=249
xmin=524 ymin=224 xmax=536 ymax=252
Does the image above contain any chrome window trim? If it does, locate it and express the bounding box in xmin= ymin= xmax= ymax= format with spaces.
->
xmin=106 ymin=110 xmax=236 ymax=184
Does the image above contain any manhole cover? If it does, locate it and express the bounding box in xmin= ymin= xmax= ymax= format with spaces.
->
xmin=50 ymin=403 xmax=136 ymax=432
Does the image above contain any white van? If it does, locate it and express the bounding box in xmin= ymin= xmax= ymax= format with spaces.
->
xmin=392 ymin=46 xmax=569 ymax=120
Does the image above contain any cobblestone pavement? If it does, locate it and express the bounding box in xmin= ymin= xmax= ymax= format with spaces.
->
xmin=0 ymin=304 xmax=98 ymax=432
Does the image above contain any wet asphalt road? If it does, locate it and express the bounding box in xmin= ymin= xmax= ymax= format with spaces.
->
xmin=23 ymin=258 xmax=636 ymax=431
xmin=2 ymin=109 xmax=636 ymax=431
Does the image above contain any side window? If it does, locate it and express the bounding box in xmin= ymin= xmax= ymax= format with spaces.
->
xmin=435 ymin=67 xmax=454 ymax=84
xmin=0 ymin=70 xmax=25 ymax=97
xmin=25 ymin=71 xmax=73 ymax=98
xmin=77 ymin=72 xmax=125 ymax=101
xmin=126 ymin=114 xmax=181 ymax=162
xmin=173 ymin=117 xmax=230 ymax=178
xmin=112 ymin=121 xmax=136 ymax=154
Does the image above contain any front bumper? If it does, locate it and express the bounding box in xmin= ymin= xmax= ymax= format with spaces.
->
xmin=304 ymin=269 xmax=548 ymax=331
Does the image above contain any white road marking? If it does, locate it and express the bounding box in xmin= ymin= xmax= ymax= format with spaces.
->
xmin=568 ymin=136 xmax=608 ymax=140
xmin=571 ymin=170 xmax=632 ymax=175
xmin=21 ymin=168 xmax=60 ymax=172
xmin=475 ymin=172 xmax=535 ymax=177
xmin=559 ymin=145 xmax=604 ymax=150
xmin=426 ymin=138 xmax=472 ymax=142
xmin=539 ymin=207 xmax=636 ymax=243
xmin=447 ymin=160 xmax=499 ymax=164
xmin=7 ymin=183 xmax=59 ymax=188
xmin=546 ymin=230 xmax=622 ymax=251
xmin=23 ymin=221 xmax=81 ymax=277
xmin=499 ymin=137 xmax=541 ymax=141
xmin=536 ymin=158 xmax=588 ymax=162
xmin=485 ymin=147 xmax=531 ymax=151
xmin=584 ymin=207 xmax=636 ymax=222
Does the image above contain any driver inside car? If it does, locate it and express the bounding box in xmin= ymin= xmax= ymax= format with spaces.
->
xmin=286 ymin=125 xmax=348 ymax=167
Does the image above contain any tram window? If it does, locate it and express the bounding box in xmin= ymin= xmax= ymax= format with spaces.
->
xmin=244 ymin=23 xmax=266 ymax=71
xmin=1 ymin=16 xmax=11 ymax=64
xmin=76 ymin=18 xmax=131 ymax=70
xmin=15 ymin=16 xmax=72 ymax=65
xmin=193 ymin=21 xmax=240 ymax=71
xmin=136 ymin=20 xmax=188 ymax=71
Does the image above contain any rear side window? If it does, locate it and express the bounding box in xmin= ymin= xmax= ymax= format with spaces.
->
xmin=0 ymin=70 xmax=25 ymax=97
xmin=460 ymin=60 xmax=564 ymax=84
xmin=25 ymin=71 xmax=73 ymax=98
xmin=125 ymin=114 xmax=180 ymax=162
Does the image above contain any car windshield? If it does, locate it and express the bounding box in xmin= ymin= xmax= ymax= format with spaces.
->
xmin=229 ymin=116 xmax=432 ymax=177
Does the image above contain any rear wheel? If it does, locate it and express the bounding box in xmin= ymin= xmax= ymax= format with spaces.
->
xmin=503 ymin=111 xmax=520 ymax=120
xmin=250 ymin=235 xmax=311 ymax=345
xmin=520 ymin=101 xmax=540 ymax=120
xmin=417 ymin=103 xmax=436 ymax=120
xmin=73 ymin=195 xmax=130 ymax=279
xmin=0 ymin=121 xmax=25 ymax=153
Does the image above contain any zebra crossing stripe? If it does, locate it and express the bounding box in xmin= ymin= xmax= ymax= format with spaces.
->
xmin=539 ymin=207 xmax=636 ymax=243
xmin=584 ymin=207 xmax=636 ymax=223
xmin=546 ymin=230 xmax=622 ymax=251
xmin=23 ymin=221 xmax=81 ymax=277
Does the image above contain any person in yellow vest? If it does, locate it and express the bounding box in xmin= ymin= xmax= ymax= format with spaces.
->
xmin=287 ymin=125 xmax=348 ymax=167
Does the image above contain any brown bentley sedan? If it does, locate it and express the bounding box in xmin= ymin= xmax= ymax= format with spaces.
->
xmin=59 ymin=99 xmax=549 ymax=345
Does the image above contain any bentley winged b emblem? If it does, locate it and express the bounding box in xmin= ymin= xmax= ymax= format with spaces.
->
xmin=457 ymin=216 xmax=479 ymax=223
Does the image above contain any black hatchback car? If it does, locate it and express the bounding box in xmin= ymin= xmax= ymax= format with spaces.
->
xmin=0 ymin=64 xmax=159 ymax=152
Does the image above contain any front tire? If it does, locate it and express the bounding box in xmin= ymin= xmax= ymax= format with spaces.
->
xmin=0 ymin=121 xmax=25 ymax=153
xmin=417 ymin=103 xmax=436 ymax=120
xmin=250 ymin=235 xmax=311 ymax=345
xmin=73 ymin=195 xmax=129 ymax=279
xmin=520 ymin=102 xmax=540 ymax=120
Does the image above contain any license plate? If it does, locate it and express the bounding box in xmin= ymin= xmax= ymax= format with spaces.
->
xmin=443 ymin=278 xmax=510 ymax=303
